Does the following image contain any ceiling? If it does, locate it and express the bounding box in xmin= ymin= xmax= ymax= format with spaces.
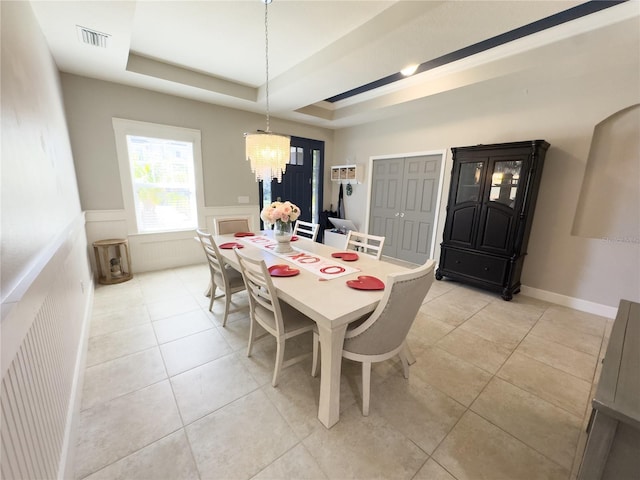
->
xmin=30 ymin=1 xmax=639 ymax=129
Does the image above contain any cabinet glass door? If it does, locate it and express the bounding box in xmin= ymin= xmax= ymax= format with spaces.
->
xmin=489 ymin=160 xmax=522 ymax=207
xmin=456 ymin=162 xmax=483 ymax=204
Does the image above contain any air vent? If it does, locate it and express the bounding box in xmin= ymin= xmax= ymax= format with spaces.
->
xmin=76 ymin=25 xmax=110 ymax=48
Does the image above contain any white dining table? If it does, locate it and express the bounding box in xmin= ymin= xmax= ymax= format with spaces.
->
xmin=212 ymin=232 xmax=409 ymax=428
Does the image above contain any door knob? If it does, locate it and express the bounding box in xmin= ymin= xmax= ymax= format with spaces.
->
xmin=395 ymin=212 xmax=400 ymax=217
xmin=400 ymin=212 xmax=405 ymax=217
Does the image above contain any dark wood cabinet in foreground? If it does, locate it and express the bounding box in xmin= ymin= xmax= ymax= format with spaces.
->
xmin=436 ymin=140 xmax=549 ymax=300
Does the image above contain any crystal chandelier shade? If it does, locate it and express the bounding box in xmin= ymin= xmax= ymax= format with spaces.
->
xmin=244 ymin=0 xmax=290 ymax=183
xmin=245 ymin=131 xmax=290 ymax=182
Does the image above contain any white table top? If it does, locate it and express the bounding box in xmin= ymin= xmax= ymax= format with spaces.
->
xmin=214 ymin=233 xmax=409 ymax=329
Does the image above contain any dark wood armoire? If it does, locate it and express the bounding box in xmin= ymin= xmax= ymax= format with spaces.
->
xmin=435 ymin=140 xmax=549 ymax=300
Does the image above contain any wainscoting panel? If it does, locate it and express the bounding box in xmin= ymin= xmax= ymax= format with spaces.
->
xmin=0 ymin=214 xmax=93 ymax=479
xmin=85 ymin=206 xmax=260 ymax=274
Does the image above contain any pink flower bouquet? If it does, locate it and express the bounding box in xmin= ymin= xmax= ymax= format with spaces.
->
xmin=260 ymin=201 xmax=300 ymax=226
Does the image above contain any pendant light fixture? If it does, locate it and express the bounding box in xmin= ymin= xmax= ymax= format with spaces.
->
xmin=244 ymin=0 xmax=290 ymax=183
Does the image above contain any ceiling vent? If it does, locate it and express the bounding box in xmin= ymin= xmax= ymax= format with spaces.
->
xmin=76 ymin=26 xmax=110 ymax=48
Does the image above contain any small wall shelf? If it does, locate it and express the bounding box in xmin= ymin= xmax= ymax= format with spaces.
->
xmin=330 ymin=164 xmax=364 ymax=184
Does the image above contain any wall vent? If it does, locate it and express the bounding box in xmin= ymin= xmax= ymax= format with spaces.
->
xmin=76 ymin=26 xmax=110 ymax=48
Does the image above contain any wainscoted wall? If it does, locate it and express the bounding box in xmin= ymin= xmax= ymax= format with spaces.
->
xmin=84 ymin=205 xmax=261 ymax=275
xmin=1 ymin=214 xmax=93 ymax=479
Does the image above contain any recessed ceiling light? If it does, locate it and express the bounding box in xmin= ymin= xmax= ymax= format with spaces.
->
xmin=400 ymin=64 xmax=419 ymax=76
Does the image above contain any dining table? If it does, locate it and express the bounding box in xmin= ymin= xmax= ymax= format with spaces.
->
xmin=212 ymin=231 xmax=410 ymax=428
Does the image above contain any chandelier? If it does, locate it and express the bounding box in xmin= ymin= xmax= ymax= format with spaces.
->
xmin=244 ymin=0 xmax=290 ymax=183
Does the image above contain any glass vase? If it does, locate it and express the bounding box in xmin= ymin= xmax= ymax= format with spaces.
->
xmin=274 ymin=220 xmax=293 ymax=253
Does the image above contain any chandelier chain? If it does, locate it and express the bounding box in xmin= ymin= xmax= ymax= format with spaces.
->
xmin=264 ymin=0 xmax=270 ymax=132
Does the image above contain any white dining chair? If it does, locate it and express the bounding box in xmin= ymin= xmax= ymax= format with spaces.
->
xmin=344 ymin=231 xmax=386 ymax=260
xmin=196 ymin=229 xmax=246 ymax=326
xmin=312 ymin=260 xmax=435 ymax=415
xmin=214 ymin=216 xmax=251 ymax=235
xmin=293 ymin=220 xmax=320 ymax=242
xmin=234 ymin=248 xmax=316 ymax=387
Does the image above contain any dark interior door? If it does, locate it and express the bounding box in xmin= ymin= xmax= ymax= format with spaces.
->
xmin=260 ymin=136 xmax=324 ymax=226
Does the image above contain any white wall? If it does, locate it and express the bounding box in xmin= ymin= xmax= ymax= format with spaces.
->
xmin=1 ymin=1 xmax=83 ymax=301
xmin=1 ymin=2 xmax=93 ymax=478
xmin=331 ymin=17 xmax=640 ymax=310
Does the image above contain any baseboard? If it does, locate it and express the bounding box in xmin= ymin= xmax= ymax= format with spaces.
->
xmin=59 ymin=282 xmax=94 ymax=479
xmin=520 ymin=285 xmax=618 ymax=319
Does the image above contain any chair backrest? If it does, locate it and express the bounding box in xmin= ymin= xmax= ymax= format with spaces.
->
xmin=293 ymin=220 xmax=319 ymax=242
xmin=343 ymin=260 xmax=435 ymax=356
xmin=196 ymin=229 xmax=229 ymax=286
xmin=234 ymin=248 xmax=284 ymax=335
xmin=344 ymin=231 xmax=386 ymax=260
xmin=214 ymin=217 xmax=251 ymax=235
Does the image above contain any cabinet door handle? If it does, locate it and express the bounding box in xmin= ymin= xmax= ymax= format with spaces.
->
xmin=484 ymin=267 xmax=490 ymax=271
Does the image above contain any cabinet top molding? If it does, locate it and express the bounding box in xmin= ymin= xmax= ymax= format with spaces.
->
xmin=453 ymin=140 xmax=549 ymax=152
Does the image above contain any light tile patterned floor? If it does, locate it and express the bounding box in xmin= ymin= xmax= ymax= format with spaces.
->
xmin=74 ymin=263 xmax=611 ymax=480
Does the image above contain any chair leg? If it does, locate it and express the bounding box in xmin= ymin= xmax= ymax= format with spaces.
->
xmin=208 ymin=286 xmax=215 ymax=311
xmin=311 ymin=332 xmax=320 ymax=377
xmin=404 ymin=344 xmax=416 ymax=365
xmin=399 ymin=348 xmax=410 ymax=379
xmin=222 ymin=292 xmax=231 ymax=327
xmin=247 ymin=318 xmax=256 ymax=357
xmin=272 ymin=337 xmax=285 ymax=387
xmin=362 ymin=361 xmax=371 ymax=416
xmin=208 ymin=280 xmax=218 ymax=312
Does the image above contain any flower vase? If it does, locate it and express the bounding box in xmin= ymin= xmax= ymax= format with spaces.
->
xmin=274 ymin=220 xmax=294 ymax=253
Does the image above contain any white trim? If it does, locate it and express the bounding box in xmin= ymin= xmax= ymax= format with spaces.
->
xmin=59 ymin=283 xmax=94 ymax=480
xmin=520 ymin=285 xmax=618 ymax=319
xmin=112 ymin=118 xmax=206 ymax=235
xmin=84 ymin=209 xmax=127 ymax=223
xmin=84 ymin=206 xmax=261 ymax=272
xmin=365 ymin=149 xmax=448 ymax=260
xmin=1 ymin=212 xmax=86 ymax=309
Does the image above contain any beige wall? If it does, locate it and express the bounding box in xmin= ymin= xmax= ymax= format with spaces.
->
xmin=59 ymin=14 xmax=639 ymax=310
xmin=331 ymin=19 xmax=640 ymax=309
xmin=1 ymin=1 xmax=83 ymax=299
xmin=61 ymin=74 xmax=334 ymax=211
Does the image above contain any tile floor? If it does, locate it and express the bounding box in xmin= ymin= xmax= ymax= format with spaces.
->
xmin=73 ymin=263 xmax=612 ymax=480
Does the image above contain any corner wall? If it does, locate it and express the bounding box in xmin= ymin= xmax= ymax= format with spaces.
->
xmin=1 ymin=2 xmax=93 ymax=478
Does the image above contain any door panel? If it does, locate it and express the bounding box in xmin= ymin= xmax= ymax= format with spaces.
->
xmin=270 ymin=163 xmax=312 ymax=221
xmin=369 ymin=158 xmax=404 ymax=253
xmin=261 ymin=137 xmax=323 ymax=228
xmin=478 ymin=204 xmax=515 ymax=253
xmin=370 ymin=154 xmax=442 ymax=264
xmin=398 ymin=156 xmax=441 ymax=264
xmin=450 ymin=205 xmax=478 ymax=245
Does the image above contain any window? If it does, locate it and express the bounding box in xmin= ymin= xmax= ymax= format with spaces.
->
xmin=126 ymin=135 xmax=197 ymax=232
xmin=113 ymin=119 xmax=205 ymax=234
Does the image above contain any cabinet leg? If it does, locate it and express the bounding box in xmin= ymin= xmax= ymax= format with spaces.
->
xmin=435 ymin=269 xmax=443 ymax=281
xmin=501 ymin=288 xmax=513 ymax=301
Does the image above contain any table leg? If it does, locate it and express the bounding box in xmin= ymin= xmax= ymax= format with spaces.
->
xmin=317 ymin=322 xmax=348 ymax=428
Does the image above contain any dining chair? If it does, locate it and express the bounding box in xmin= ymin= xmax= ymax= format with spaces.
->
xmin=344 ymin=231 xmax=386 ymax=260
xmin=214 ymin=216 xmax=251 ymax=235
xmin=196 ymin=229 xmax=246 ymax=326
xmin=312 ymin=259 xmax=435 ymax=415
xmin=234 ymin=248 xmax=316 ymax=387
xmin=293 ymin=220 xmax=320 ymax=242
